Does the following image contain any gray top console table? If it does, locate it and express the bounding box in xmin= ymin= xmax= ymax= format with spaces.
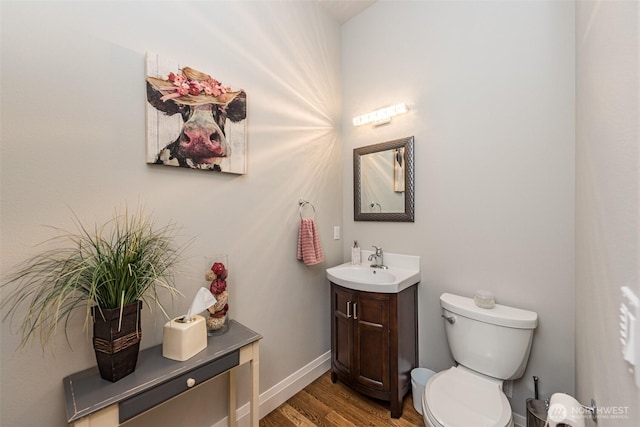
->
xmin=63 ymin=320 xmax=262 ymax=427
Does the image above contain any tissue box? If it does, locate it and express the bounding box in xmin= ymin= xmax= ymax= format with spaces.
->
xmin=162 ymin=315 xmax=207 ymax=361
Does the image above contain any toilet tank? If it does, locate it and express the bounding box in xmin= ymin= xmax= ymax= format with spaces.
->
xmin=440 ymin=293 xmax=538 ymax=380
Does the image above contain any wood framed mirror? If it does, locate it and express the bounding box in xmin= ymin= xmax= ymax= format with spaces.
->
xmin=354 ymin=136 xmax=415 ymax=222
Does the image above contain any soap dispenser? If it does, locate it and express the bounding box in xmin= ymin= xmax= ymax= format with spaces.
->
xmin=351 ymin=241 xmax=361 ymax=265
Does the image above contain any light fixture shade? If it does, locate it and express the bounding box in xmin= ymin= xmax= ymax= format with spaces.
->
xmin=353 ymin=102 xmax=408 ymax=126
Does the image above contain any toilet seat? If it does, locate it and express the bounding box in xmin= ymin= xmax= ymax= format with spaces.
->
xmin=422 ymin=367 xmax=513 ymax=427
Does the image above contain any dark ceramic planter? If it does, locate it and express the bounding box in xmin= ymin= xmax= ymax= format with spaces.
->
xmin=92 ymin=301 xmax=142 ymax=382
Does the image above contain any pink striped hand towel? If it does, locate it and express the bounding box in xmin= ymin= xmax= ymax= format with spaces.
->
xmin=297 ymin=218 xmax=325 ymax=266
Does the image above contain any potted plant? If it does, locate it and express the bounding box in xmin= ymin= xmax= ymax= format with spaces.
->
xmin=1 ymin=207 xmax=186 ymax=382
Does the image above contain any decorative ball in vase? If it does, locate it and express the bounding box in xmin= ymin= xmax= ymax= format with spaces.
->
xmin=205 ymin=255 xmax=229 ymax=335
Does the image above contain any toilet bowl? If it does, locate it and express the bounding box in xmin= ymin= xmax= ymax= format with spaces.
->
xmin=421 ymin=366 xmax=513 ymax=427
xmin=421 ymin=293 xmax=538 ymax=427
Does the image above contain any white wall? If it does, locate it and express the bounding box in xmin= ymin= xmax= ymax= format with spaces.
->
xmin=341 ymin=0 xmax=576 ymax=417
xmin=575 ymin=0 xmax=640 ymax=424
xmin=0 ymin=2 xmax=342 ymax=426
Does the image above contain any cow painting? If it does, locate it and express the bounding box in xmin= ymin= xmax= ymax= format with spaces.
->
xmin=146 ymin=66 xmax=247 ymax=173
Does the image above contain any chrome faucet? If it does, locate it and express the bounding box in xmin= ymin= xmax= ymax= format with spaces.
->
xmin=368 ymin=245 xmax=388 ymax=269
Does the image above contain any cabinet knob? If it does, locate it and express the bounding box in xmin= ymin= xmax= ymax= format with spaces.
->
xmin=186 ymin=378 xmax=196 ymax=388
xmin=346 ymin=301 xmax=352 ymax=318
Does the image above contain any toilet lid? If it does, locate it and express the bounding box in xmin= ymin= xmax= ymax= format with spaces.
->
xmin=425 ymin=367 xmax=512 ymax=427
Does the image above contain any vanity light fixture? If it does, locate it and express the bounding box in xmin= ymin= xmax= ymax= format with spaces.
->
xmin=352 ymin=102 xmax=408 ymax=127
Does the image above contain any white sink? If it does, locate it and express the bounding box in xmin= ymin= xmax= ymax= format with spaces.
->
xmin=326 ymin=251 xmax=420 ymax=293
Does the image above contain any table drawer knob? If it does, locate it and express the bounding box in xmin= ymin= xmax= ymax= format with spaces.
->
xmin=186 ymin=378 xmax=196 ymax=388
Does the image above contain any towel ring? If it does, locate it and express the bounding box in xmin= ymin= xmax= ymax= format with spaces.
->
xmin=298 ymin=199 xmax=316 ymax=219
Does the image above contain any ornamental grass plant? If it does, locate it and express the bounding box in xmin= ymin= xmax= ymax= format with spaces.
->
xmin=1 ymin=207 xmax=186 ymax=349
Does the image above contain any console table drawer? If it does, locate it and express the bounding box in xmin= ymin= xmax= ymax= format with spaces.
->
xmin=119 ymin=350 xmax=239 ymax=422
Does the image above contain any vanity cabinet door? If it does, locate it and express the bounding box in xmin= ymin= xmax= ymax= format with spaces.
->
xmin=331 ymin=285 xmax=356 ymax=379
xmin=353 ymin=292 xmax=390 ymax=393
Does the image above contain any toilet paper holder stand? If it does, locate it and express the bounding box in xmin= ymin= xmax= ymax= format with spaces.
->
xmin=547 ymin=393 xmax=598 ymax=426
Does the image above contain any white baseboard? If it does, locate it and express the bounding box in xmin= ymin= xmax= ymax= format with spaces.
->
xmin=213 ymin=350 xmax=331 ymax=427
xmin=513 ymin=411 xmax=526 ymax=427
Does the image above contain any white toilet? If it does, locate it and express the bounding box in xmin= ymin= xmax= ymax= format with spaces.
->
xmin=422 ymin=293 xmax=538 ymax=427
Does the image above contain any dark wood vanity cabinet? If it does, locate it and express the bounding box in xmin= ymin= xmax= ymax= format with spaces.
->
xmin=330 ymin=282 xmax=418 ymax=418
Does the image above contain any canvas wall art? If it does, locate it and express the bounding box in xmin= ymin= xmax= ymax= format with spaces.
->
xmin=146 ymin=52 xmax=247 ymax=174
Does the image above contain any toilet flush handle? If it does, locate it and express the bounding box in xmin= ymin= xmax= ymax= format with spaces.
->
xmin=441 ymin=314 xmax=456 ymax=324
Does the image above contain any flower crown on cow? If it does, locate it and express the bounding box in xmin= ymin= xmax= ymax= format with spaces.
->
xmin=146 ymin=67 xmax=242 ymax=107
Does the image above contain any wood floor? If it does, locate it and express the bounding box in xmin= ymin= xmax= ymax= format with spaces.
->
xmin=260 ymin=371 xmax=425 ymax=427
